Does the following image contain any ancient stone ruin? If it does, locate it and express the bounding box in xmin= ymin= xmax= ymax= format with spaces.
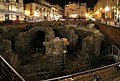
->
xmin=0 ymin=22 xmax=110 ymax=81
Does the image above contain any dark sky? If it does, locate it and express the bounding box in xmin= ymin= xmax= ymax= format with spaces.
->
xmin=24 ymin=0 xmax=98 ymax=8
xmin=46 ymin=0 xmax=98 ymax=8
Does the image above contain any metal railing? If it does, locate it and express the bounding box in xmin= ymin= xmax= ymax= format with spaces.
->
xmin=0 ymin=55 xmax=25 ymax=81
xmin=43 ymin=44 xmax=120 ymax=81
xmin=95 ymin=19 xmax=120 ymax=28
xmin=43 ymin=60 xmax=120 ymax=81
xmin=112 ymin=44 xmax=120 ymax=62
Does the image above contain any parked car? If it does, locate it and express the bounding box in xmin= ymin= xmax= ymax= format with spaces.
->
xmin=116 ymin=22 xmax=120 ymax=26
xmin=14 ymin=20 xmax=21 ymax=23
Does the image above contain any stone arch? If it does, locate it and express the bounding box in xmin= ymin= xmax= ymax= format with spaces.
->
xmin=28 ymin=27 xmax=55 ymax=41
xmin=15 ymin=26 xmax=55 ymax=61
xmin=30 ymin=30 xmax=45 ymax=49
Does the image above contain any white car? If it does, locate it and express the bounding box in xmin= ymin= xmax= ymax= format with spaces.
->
xmin=116 ymin=22 xmax=120 ymax=26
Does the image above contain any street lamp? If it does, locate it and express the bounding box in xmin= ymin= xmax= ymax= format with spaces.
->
xmin=105 ymin=6 xmax=110 ymax=12
xmin=112 ymin=6 xmax=116 ymax=21
xmin=105 ymin=6 xmax=110 ymax=18
xmin=85 ymin=13 xmax=89 ymax=20
xmin=116 ymin=0 xmax=120 ymax=22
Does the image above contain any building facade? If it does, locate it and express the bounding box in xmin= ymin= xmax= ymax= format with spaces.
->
xmin=94 ymin=0 xmax=120 ymax=21
xmin=0 ymin=0 xmax=25 ymax=21
xmin=51 ymin=4 xmax=63 ymax=21
xmin=86 ymin=8 xmax=94 ymax=19
xmin=24 ymin=0 xmax=63 ymax=21
xmin=64 ymin=2 xmax=87 ymax=19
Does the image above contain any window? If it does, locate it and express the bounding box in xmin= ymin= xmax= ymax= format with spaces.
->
xmin=73 ymin=10 xmax=76 ymax=14
xmin=16 ymin=0 xmax=19 ymax=3
xmin=67 ymin=13 xmax=68 ymax=15
xmin=30 ymin=4 xmax=32 ymax=15
xmin=5 ymin=15 xmax=9 ymax=20
xmin=16 ymin=16 xmax=19 ymax=20
xmin=36 ymin=7 xmax=38 ymax=10
xmin=6 ymin=0 xmax=9 ymax=3
xmin=30 ymin=9 xmax=32 ymax=15
xmin=24 ymin=5 xmax=26 ymax=10
xmin=102 ymin=13 xmax=105 ymax=18
xmin=43 ymin=8 xmax=45 ymax=12
xmin=36 ymin=7 xmax=39 ymax=11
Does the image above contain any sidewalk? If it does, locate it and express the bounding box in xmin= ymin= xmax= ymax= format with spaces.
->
xmin=101 ymin=20 xmax=120 ymax=27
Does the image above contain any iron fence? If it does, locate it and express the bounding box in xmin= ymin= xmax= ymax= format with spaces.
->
xmin=44 ymin=44 xmax=120 ymax=81
xmin=0 ymin=55 xmax=25 ymax=81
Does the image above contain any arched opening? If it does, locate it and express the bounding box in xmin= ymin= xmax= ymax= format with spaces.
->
xmin=30 ymin=30 xmax=45 ymax=53
xmin=11 ymin=37 xmax=15 ymax=50
xmin=100 ymin=38 xmax=110 ymax=56
xmin=98 ymin=38 xmax=116 ymax=66
xmin=0 ymin=28 xmax=3 ymax=34
xmin=77 ymin=36 xmax=82 ymax=50
xmin=53 ymin=28 xmax=62 ymax=38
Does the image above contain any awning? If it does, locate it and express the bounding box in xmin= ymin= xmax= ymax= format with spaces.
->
xmin=0 ymin=9 xmax=26 ymax=16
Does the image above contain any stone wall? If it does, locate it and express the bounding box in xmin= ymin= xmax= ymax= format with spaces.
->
xmin=54 ymin=25 xmax=78 ymax=51
xmin=15 ymin=26 xmax=70 ymax=77
xmin=0 ymin=36 xmax=19 ymax=69
xmin=80 ymin=24 xmax=104 ymax=68
xmin=44 ymin=37 xmax=69 ymax=76
xmin=0 ymin=22 xmax=108 ymax=80
xmin=15 ymin=26 xmax=55 ymax=61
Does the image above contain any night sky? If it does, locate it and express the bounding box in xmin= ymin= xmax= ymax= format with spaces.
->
xmin=24 ymin=0 xmax=98 ymax=8
xmin=46 ymin=0 xmax=98 ymax=8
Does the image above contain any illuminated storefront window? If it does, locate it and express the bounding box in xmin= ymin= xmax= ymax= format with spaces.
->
xmin=5 ymin=14 xmax=9 ymax=19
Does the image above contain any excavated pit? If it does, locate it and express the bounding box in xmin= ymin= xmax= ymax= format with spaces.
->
xmin=0 ymin=22 xmax=115 ymax=81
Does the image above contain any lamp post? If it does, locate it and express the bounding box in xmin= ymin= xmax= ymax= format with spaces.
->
xmin=112 ymin=6 xmax=116 ymax=21
xmin=116 ymin=0 xmax=119 ymax=22
xmin=105 ymin=6 xmax=110 ymax=18
xmin=104 ymin=6 xmax=110 ymax=24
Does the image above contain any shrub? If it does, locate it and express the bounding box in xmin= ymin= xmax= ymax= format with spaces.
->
xmin=3 ymin=19 xmax=13 ymax=24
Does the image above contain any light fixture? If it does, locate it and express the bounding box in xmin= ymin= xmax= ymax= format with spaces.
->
xmin=105 ymin=6 xmax=110 ymax=12
xmin=69 ymin=14 xmax=78 ymax=18
xmin=34 ymin=11 xmax=39 ymax=16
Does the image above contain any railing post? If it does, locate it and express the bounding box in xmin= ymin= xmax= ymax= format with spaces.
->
xmin=112 ymin=44 xmax=120 ymax=62
xmin=112 ymin=44 xmax=113 ymax=55
xmin=89 ymin=71 xmax=90 ymax=81
xmin=118 ymin=50 xmax=120 ymax=61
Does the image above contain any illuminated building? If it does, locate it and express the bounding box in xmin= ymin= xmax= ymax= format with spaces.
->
xmin=64 ymin=2 xmax=87 ymax=19
xmin=51 ymin=4 xmax=63 ymax=21
xmin=94 ymin=0 xmax=120 ymax=21
xmin=24 ymin=0 xmax=63 ymax=21
xmin=0 ymin=0 xmax=25 ymax=21
xmin=86 ymin=8 xmax=94 ymax=20
xmin=24 ymin=0 xmax=51 ymax=21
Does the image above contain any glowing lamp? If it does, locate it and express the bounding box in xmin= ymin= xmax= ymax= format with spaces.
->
xmin=69 ymin=14 xmax=78 ymax=18
xmin=34 ymin=11 xmax=39 ymax=16
xmin=25 ymin=10 xmax=29 ymax=16
xmin=105 ymin=6 xmax=110 ymax=12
